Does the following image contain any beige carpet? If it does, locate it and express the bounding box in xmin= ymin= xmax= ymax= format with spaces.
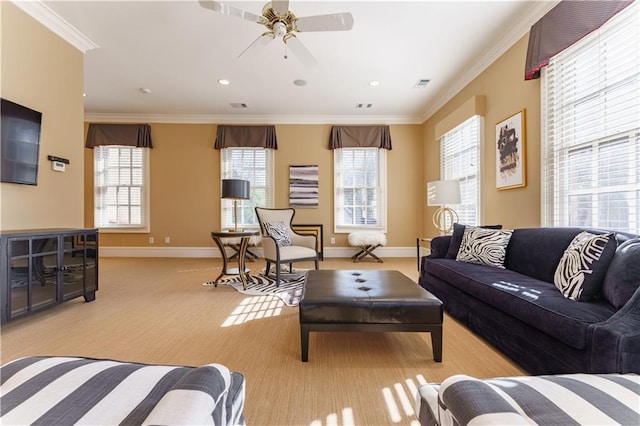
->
xmin=0 ymin=257 xmax=525 ymax=425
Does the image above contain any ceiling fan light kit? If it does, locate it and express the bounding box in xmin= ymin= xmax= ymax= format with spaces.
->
xmin=199 ymin=0 xmax=354 ymax=65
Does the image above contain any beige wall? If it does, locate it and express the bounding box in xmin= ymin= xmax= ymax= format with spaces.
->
xmin=0 ymin=2 xmax=85 ymax=230
xmin=85 ymin=123 xmax=423 ymax=248
xmin=422 ymin=35 xmax=542 ymax=236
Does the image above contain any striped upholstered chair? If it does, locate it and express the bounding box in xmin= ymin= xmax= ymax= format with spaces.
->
xmin=255 ymin=207 xmax=319 ymax=286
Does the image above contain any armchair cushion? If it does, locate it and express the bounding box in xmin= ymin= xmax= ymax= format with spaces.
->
xmin=264 ymin=221 xmax=292 ymax=246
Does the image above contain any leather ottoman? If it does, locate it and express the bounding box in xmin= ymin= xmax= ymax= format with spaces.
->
xmin=299 ymin=270 xmax=443 ymax=362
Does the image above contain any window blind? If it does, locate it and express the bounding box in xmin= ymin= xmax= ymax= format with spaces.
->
xmin=220 ymin=148 xmax=274 ymax=229
xmin=333 ymin=148 xmax=387 ymax=232
xmin=542 ymin=2 xmax=640 ymax=233
xmin=94 ymin=145 xmax=149 ymax=230
xmin=440 ymin=115 xmax=481 ymax=226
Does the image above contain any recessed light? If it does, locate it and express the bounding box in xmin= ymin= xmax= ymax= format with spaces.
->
xmin=293 ymin=79 xmax=307 ymax=87
xmin=218 ymin=79 xmax=230 ymax=86
xmin=82 ymin=93 xmax=87 ymax=97
xmin=369 ymin=80 xmax=381 ymax=87
xmin=140 ymin=88 xmax=151 ymax=94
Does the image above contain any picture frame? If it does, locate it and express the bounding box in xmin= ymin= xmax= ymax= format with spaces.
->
xmin=496 ymin=109 xmax=526 ymax=190
xmin=289 ymin=165 xmax=319 ymax=208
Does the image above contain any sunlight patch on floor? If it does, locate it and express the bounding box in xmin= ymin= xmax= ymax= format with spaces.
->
xmin=309 ymin=407 xmax=354 ymax=426
xmin=382 ymin=374 xmax=428 ymax=424
xmin=221 ymin=296 xmax=283 ymax=327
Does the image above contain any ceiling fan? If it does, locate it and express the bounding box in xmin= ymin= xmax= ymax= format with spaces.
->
xmin=199 ymin=0 xmax=354 ymax=66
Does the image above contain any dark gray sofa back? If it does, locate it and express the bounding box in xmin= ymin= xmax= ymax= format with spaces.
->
xmin=504 ymin=227 xmax=637 ymax=283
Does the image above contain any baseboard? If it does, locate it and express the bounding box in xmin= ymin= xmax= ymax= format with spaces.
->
xmin=99 ymin=246 xmax=417 ymax=258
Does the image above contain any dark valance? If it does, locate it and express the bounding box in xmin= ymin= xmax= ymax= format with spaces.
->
xmin=525 ymin=0 xmax=632 ymax=80
xmin=214 ymin=125 xmax=278 ymax=149
xmin=85 ymin=124 xmax=153 ymax=149
xmin=328 ymin=125 xmax=392 ymax=150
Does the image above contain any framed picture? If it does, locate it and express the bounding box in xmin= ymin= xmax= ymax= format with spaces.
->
xmin=496 ymin=109 xmax=526 ymax=190
xmin=289 ymin=165 xmax=318 ymax=208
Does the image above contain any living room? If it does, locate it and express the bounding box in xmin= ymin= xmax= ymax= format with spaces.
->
xmin=1 ymin=1 xmax=639 ymax=425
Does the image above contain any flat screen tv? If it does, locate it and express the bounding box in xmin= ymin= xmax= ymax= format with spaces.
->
xmin=1 ymin=98 xmax=42 ymax=185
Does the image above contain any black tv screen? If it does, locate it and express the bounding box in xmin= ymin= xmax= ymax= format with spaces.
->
xmin=1 ymin=98 xmax=42 ymax=185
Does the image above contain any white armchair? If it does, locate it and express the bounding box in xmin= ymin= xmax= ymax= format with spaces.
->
xmin=255 ymin=207 xmax=319 ymax=286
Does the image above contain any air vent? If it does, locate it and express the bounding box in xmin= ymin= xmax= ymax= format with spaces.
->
xmin=230 ymin=103 xmax=248 ymax=108
xmin=414 ymin=79 xmax=430 ymax=88
xmin=355 ymin=103 xmax=373 ymax=109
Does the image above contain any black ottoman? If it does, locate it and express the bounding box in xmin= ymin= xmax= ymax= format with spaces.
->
xmin=299 ymin=270 xmax=443 ymax=362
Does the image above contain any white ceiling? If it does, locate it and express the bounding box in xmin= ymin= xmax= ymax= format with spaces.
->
xmin=25 ymin=1 xmax=558 ymax=124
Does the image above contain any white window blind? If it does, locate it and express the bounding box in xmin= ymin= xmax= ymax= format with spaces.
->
xmin=220 ymin=148 xmax=274 ymax=229
xmin=334 ymin=148 xmax=387 ymax=232
xmin=542 ymin=2 xmax=640 ymax=233
xmin=94 ymin=145 xmax=149 ymax=231
xmin=441 ymin=115 xmax=481 ymax=226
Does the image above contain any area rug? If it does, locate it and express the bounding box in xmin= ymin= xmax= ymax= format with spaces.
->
xmin=203 ymin=272 xmax=306 ymax=307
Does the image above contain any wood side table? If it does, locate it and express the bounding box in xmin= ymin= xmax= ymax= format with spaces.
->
xmin=211 ymin=230 xmax=260 ymax=289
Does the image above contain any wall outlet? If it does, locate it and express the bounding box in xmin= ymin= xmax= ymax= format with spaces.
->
xmin=330 ymin=237 xmax=336 ymax=244
xmin=148 ymin=237 xmax=154 ymax=244
xmin=164 ymin=237 xmax=170 ymax=244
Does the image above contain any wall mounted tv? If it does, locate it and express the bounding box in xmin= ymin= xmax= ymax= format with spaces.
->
xmin=1 ymin=98 xmax=43 ymax=185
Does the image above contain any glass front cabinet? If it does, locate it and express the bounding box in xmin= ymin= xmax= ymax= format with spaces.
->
xmin=0 ymin=228 xmax=98 ymax=323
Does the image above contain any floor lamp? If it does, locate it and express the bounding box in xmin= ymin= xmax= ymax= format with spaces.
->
xmin=427 ymin=180 xmax=461 ymax=235
xmin=221 ymin=179 xmax=250 ymax=231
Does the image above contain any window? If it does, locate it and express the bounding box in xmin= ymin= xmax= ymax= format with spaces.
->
xmin=542 ymin=2 xmax=640 ymax=233
xmin=334 ymin=148 xmax=387 ymax=232
xmin=220 ymin=148 xmax=274 ymax=229
xmin=440 ymin=115 xmax=482 ymax=225
xmin=94 ymin=145 xmax=150 ymax=231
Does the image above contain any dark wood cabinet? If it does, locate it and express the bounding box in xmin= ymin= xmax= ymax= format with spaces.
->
xmin=0 ymin=228 xmax=98 ymax=323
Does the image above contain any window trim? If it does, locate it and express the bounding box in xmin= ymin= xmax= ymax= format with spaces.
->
xmin=220 ymin=147 xmax=274 ymax=230
xmin=93 ymin=145 xmax=150 ymax=233
xmin=333 ymin=147 xmax=387 ymax=234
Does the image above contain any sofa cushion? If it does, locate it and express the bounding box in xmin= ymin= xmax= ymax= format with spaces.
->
xmin=602 ymin=238 xmax=640 ymax=309
xmin=424 ymin=258 xmax=616 ymax=349
xmin=264 ymin=221 xmax=291 ymax=246
xmin=456 ymin=227 xmax=513 ymax=269
xmin=445 ymin=223 xmax=503 ymax=259
xmin=554 ymin=232 xmax=617 ymax=302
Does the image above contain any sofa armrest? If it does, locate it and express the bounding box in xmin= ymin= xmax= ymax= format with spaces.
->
xmin=588 ymin=286 xmax=640 ymax=373
xmin=428 ymin=236 xmax=451 ymax=259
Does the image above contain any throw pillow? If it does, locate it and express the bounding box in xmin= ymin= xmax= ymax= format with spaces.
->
xmin=553 ymin=231 xmax=617 ymax=302
xmin=445 ymin=223 xmax=503 ymax=259
xmin=455 ymin=226 xmax=513 ymax=269
xmin=263 ymin=222 xmax=292 ymax=247
xmin=601 ymin=238 xmax=640 ymax=309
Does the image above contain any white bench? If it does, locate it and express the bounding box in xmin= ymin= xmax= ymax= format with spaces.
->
xmin=348 ymin=231 xmax=386 ymax=263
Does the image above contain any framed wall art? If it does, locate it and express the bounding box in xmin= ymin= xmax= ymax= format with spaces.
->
xmin=289 ymin=165 xmax=318 ymax=208
xmin=496 ymin=109 xmax=526 ymax=190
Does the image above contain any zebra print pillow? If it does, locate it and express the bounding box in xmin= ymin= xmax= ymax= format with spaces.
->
xmin=264 ymin=221 xmax=292 ymax=246
xmin=554 ymin=231 xmax=617 ymax=301
xmin=456 ymin=226 xmax=513 ymax=269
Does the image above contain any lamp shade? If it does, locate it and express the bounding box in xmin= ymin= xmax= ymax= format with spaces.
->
xmin=221 ymin=179 xmax=250 ymax=200
xmin=427 ymin=180 xmax=461 ymax=206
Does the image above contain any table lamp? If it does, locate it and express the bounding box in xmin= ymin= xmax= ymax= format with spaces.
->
xmin=221 ymin=179 xmax=250 ymax=231
xmin=427 ymin=180 xmax=461 ymax=235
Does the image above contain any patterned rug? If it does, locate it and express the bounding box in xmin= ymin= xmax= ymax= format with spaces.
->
xmin=203 ymin=272 xmax=306 ymax=307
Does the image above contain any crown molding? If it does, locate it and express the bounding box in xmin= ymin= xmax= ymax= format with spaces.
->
xmin=83 ymin=113 xmax=423 ymax=125
xmin=419 ymin=0 xmax=560 ymax=123
xmin=11 ymin=0 xmax=98 ymax=53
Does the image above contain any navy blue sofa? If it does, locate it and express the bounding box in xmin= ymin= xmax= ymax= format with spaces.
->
xmin=419 ymin=227 xmax=640 ymax=375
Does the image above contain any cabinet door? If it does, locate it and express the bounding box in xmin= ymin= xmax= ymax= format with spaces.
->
xmin=8 ymin=240 xmax=30 ymax=318
xmin=30 ymin=237 xmax=58 ymax=311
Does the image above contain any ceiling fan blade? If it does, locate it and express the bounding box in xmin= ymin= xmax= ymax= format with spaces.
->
xmin=199 ymin=0 xmax=265 ymax=24
xmin=296 ymin=12 xmax=354 ymax=32
xmin=285 ymin=36 xmax=318 ymax=67
xmin=238 ymin=32 xmax=275 ymax=59
xmin=271 ymin=1 xmax=290 ymax=16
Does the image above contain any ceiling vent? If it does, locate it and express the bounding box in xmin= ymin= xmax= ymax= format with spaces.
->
xmin=230 ymin=103 xmax=248 ymax=108
xmin=355 ymin=103 xmax=373 ymax=109
xmin=414 ymin=79 xmax=430 ymax=88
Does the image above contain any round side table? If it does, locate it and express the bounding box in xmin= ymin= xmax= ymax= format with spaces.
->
xmin=210 ymin=229 xmax=260 ymax=290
